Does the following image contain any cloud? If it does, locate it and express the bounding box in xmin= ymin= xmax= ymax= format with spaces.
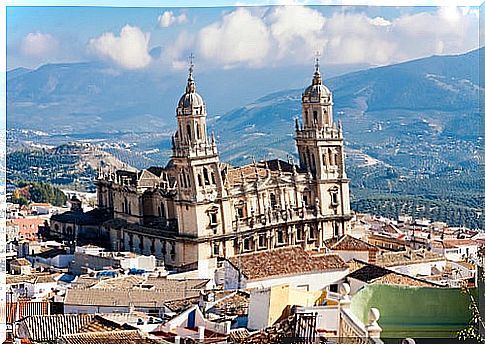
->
xmin=88 ymin=25 xmax=152 ymax=69
xmin=20 ymin=32 xmax=59 ymax=58
xmin=196 ymin=8 xmax=271 ymax=67
xmin=267 ymin=6 xmax=326 ymax=60
xmin=158 ymin=11 xmax=188 ymax=28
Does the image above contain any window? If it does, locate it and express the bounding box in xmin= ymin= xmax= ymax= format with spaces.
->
xmin=160 ymin=203 xmax=166 ymax=218
xmin=331 ymin=192 xmax=339 ymax=206
xmin=237 ymin=206 xmax=244 ymax=218
xmin=313 ymin=111 xmax=318 ymax=122
xmin=198 ymin=174 xmax=203 ymax=187
xmin=297 ymin=227 xmax=304 ymax=241
xmin=270 ymin=193 xmax=277 ymax=208
xmin=329 ymin=284 xmax=338 ymax=293
xmin=309 ymin=225 xmax=316 ymax=240
xmin=213 ymin=243 xmax=220 ymax=256
xmin=258 ymin=234 xmax=267 ymax=248
xmin=203 ymin=168 xmax=210 ymax=185
xmin=211 ymin=172 xmax=216 ymax=184
xmin=243 ymin=238 xmax=251 ymax=251
xmin=303 ymin=195 xmax=308 ymax=206
xmin=186 ymin=124 xmax=191 ymax=140
xmin=210 ymin=212 xmax=217 ymax=225
xmin=277 ymin=229 xmax=284 ymax=244
xmin=170 ymin=243 xmax=176 ymax=260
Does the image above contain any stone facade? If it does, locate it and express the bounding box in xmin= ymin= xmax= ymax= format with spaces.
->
xmin=95 ymin=59 xmax=352 ymax=268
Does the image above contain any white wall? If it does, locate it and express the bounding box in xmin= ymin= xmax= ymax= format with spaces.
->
xmin=389 ymin=260 xmax=446 ymax=277
xmin=246 ymin=269 xmax=348 ymax=291
xmin=247 ymin=288 xmax=271 ymax=330
xmin=334 ymin=251 xmax=368 ymax=263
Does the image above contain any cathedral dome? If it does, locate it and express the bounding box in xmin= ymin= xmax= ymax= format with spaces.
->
xmin=303 ymin=82 xmax=331 ymax=98
xmin=178 ymin=91 xmax=204 ymax=109
xmin=177 ymin=63 xmax=205 ymax=113
xmin=302 ymin=61 xmax=331 ymax=99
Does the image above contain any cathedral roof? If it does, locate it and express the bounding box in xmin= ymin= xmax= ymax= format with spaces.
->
xmin=224 ymin=159 xmax=302 ymax=187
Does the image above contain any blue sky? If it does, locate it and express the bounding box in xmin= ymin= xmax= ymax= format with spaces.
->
xmin=6 ymin=4 xmax=480 ymax=71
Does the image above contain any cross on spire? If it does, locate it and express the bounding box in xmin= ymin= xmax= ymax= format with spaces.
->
xmin=188 ymin=53 xmax=195 ymax=77
xmin=314 ymin=51 xmax=321 ymax=72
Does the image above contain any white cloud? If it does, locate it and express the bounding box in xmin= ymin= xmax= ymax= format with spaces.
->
xmin=196 ymin=8 xmax=271 ymax=67
xmin=20 ymin=32 xmax=59 ymax=58
xmin=165 ymin=5 xmax=479 ymax=69
xmin=268 ymin=6 xmax=326 ymax=60
xmin=158 ymin=11 xmax=188 ymax=28
xmin=88 ymin=25 xmax=152 ymax=69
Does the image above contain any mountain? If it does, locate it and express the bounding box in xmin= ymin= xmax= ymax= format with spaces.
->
xmin=213 ymin=48 xmax=481 ymax=166
xmin=6 ymin=61 xmax=369 ymax=134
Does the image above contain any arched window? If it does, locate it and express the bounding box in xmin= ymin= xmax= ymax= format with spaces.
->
xmin=195 ymin=122 xmax=199 ymax=139
xmin=186 ymin=124 xmax=191 ymax=141
xmin=160 ymin=203 xmax=166 ymax=218
xmin=313 ymin=110 xmax=318 ymax=122
xmin=203 ymin=168 xmax=210 ymax=185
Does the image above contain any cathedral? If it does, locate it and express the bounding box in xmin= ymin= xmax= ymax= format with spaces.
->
xmin=92 ymin=58 xmax=352 ymax=268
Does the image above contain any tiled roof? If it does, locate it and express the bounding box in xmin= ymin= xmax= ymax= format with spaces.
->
xmin=15 ymin=314 xmax=96 ymax=342
xmin=347 ymin=263 xmax=441 ymax=288
xmin=6 ymin=273 xmax=57 ymax=285
xmin=11 ymin=258 xmax=32 ymax=266
xmin=325 ymin=235 xmax=379 ymax=252
xmin=376 ymin=249 xmax=444 ymax=267
xmin=91 ymin=275 xmax=209 ymax=291
xmin=59 ymin=330 xmax=169 ymax=344
xmin=227 ymin=246 xmax=347 ymax=281
xmin=64 ymin=287 xmax=200 ymax=308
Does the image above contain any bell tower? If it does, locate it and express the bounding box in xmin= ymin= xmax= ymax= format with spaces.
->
xmin=295 ymin=53 xmax=351 ymax=237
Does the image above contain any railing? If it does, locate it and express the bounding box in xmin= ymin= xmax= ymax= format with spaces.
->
xmin=337 ymin=284 xmax=384 ymax=344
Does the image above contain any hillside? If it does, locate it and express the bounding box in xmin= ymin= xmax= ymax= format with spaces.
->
xmin=7 ymin=142 xmax=135 ymax=191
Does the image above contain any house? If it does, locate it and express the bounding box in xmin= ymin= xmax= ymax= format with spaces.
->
xmin=6 ymin=273 xmax=59 ymax=300
xmin=324 ymin=234 xmax=379 ymax=263
xmin=27 ymin=247 xmax=74 ymax=270
xmin=10 ymin=217 xmax=45 ymax=241
xmin=69 ymin=244 xmax=158 ymax=275
xmin=29 ymin=203 xmax=52 ymax=215
xmin=431 ymin=239 xmax=479 ymax=261
xmin=14 ymin=314 xmax=143 ymax=343
xmin=346 ymin=261 xmax=443 ymax=295
xmin=224 ymin=246 xmax=348 ymax=291
xmin=58 ymin=330 xmax=168 ymax=344
xmin=376 ymin=248 xmax=447 ymax=277
xmin=153 ymin=305 xmax=230 ymax=342
xmin=247 ymin=284 xmax=324 ymax=330
xmin=10 ymin=258 xmax=32 ymax=275
xmin=63 ymin=276 xmax=210 ymax=316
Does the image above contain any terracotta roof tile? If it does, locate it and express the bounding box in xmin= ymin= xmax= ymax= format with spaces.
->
xmin=228 ymin=246 xmax=347 ymax=281
xmin=326 ymin=235 xmax=379 ymax=252
xmin=347 ymin=263 xmax=441 ymax=288
xmin=59 ymin=330 xmax=169 ymax=344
